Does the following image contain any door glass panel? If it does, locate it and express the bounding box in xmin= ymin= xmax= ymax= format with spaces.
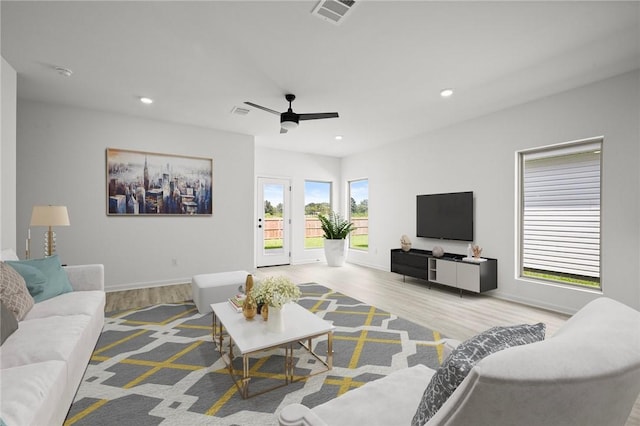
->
xmin=263 ymin=183 xmax=284 ymax=254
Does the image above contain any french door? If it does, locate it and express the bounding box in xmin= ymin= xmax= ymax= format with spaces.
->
xmin=256 ymin=177 xmax=291 ymax=267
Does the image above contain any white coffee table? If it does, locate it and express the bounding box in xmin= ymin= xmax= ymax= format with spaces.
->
xmin=211 ymin=301 xmax=334 ymax=398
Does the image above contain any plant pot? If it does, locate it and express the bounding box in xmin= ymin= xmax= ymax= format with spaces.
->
xmin=324 ymin=239 xmax=347 ymax=267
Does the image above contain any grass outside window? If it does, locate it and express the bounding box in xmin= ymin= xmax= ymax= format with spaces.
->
xmin=522 ymin=268 xmax=600 ymax=289
xmin=264 ymin=235 xmax=370 ymax=251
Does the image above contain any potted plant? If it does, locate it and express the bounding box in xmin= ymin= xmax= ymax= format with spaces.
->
xmin=317 ymin=211 xmax=355 ymax=267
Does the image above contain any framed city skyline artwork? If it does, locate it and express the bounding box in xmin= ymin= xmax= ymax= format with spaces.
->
xmin=106 ymin=148 xmax=213 ymax=216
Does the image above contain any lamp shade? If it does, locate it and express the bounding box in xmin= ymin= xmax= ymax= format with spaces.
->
xmin=30 ymin=206 xmax=70 ymax=227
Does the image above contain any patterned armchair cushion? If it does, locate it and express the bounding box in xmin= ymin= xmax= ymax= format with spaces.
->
xmin=411 ymin=322 xmax=546 ymax=426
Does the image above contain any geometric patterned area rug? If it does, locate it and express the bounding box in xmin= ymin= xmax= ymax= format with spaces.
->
xmin=64 ymin=283 xmax=445 ymax=426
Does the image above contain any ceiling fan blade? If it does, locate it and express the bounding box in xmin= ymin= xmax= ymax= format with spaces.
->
xmin=280 ymin=127 xmax=288 ymax=134
xmin=244 ymin=102 xmax=281 ymax=116
xmin=298 ymin=112 xmax=339 ymax=121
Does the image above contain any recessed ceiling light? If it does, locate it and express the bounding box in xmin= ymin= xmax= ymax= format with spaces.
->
xmin=440 ymin=88 xmax=454 ymax=98
xmin=139 ymin=97 xmax=154 ymax=105
xmin=335 ymin=135 xmax=343 ymax=140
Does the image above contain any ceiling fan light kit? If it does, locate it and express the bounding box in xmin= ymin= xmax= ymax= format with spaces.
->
xmin=244 ymin=94 xmax=338 ymax=134
xmin=281 ymin=120 xmax=299 ymax=130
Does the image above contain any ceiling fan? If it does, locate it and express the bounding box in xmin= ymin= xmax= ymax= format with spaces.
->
xmin=244 ymin=94 xmax=339 ymax=133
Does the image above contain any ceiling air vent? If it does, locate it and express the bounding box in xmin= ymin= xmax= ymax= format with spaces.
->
xmin=231 ymin=106 xmax=251 ymax=116
xmin=311 ymin=0 xmax=357 ymax=25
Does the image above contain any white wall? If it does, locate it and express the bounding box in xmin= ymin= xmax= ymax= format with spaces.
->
xmin=1 ymin=57 xmax=17 ymax=251
xmin=255 ymin=147 xmax=341 ymax=265
xmin=16 ymin=100 xmax=255 ymax=291
xmin=342 ymin=71 xmax=640 ymax=313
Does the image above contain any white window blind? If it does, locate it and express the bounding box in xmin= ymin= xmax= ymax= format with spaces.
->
xmin=522 ymin=143 xmax=601 ymax=279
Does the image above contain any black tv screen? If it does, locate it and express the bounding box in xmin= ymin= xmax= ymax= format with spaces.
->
xmin=416 ymin=191 xmax=473 ymax=241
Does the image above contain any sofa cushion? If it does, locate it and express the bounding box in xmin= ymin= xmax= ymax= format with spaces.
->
xmin=0 ymin=361 xmax=68 ymax=426
xmin=310 ymin=364 xmax=436 ymax=426
xmin=5 ymin=255 xmax=73 ymax=303
xmin=412 ymin=323 xmax=546 ymax=426
xmin=0 ymin=262 xmax=34 ymax=320
xmin=0 ymin=314 xmax=92 ymax=369
xmin=24 ymin=290 xmax=105 ymax=320
xmin=0 ymin=300 xmax=19 ymax=345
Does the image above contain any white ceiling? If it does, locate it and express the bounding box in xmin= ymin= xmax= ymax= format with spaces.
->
xmin=2 ymin=1 xmax=639 ymax=158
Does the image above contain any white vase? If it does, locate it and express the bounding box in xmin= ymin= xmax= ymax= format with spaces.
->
xmin=324 ymin=239 xmax=347 ymax=267
xmin=267 ymin=305 xmax=285 ymax=333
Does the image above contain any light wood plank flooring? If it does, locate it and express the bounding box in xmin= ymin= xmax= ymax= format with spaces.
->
xmin=105 ymin=262 xmax=639 ymax=425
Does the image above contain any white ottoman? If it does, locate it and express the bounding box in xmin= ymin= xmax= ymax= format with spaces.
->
xmin=192 ymin=270 xmax=249 ymax=314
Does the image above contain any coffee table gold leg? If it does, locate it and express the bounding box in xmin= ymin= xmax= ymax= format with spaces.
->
xmin=327 ymin=331 xmax=333 ymax=369
xmin=242 ymin=354 xmax=250 ymax=398
xmin=213 ymin=314 xmax=223 ymax=349
xmin=212 ymin=314 xmax=216 ymax=341
xmin=285 ymin=345 xmax=294 ymax=383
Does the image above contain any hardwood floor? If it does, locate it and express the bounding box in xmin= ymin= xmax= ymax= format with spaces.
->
xmin=105 ymin=282 xmax=192 ymax=312
xmin=105 ymin=262 xmax=640 ymax=425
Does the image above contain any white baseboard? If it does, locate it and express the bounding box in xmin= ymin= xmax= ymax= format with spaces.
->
xmin=489 ymin=291 xmax=576 ymax=316
xmin=106 ymin=277 xmax=191 ymax=293
xmin=346 ymin=259 xmax=387 ymax=271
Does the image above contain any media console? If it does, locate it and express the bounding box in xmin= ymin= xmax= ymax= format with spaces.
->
xmin=390 ymin=248 xmax=497 ymax=295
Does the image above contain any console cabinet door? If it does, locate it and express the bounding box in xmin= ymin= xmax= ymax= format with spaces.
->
xmin=456 ymin=262 xmax=481 ymax=292
xmin=434 ymin=259 xmax=457 ymax=286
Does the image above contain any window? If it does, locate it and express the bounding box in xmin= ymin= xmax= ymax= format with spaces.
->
xmin=349 ymin=179 xmax=369 ymax=250
xmin=518 ymin=138 xmax=602 ymax=289
xmin=304 ymin=181 xmax=332 ymax=249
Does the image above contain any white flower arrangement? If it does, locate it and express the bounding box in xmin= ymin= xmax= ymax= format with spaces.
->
xmin=253 ymin=276 xmax=301 ymax=308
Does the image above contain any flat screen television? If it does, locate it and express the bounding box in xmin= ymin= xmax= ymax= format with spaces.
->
xmin=416 ymin=191 xmax=473 ymax=241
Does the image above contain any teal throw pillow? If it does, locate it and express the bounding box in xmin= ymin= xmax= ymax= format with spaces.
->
xmin=5 ymin=255 xmax=73 ymax=303
xmin=4 ymin=263 xmax=47 ymax=296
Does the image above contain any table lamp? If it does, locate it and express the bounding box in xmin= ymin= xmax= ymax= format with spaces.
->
xmin=30 ymin=205 xmax=70 ymax=257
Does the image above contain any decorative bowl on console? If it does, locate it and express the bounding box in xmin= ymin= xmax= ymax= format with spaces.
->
xmin=432 ymin=246 xmax=444 ymax=258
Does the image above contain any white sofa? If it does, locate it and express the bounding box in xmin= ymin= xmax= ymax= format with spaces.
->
xmin=0 ymin=261 xmax=105 ymax=426
xmin=279 ymin=297 xmax=640 ymax=426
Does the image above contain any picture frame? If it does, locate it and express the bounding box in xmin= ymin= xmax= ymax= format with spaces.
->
xmin=106 ymin=148 xmax=213 ymax=216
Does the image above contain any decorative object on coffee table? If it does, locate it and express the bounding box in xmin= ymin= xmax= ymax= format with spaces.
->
xmin=432 ymin=246 xmax=444 ymax=258
xmin=252 ymin=276 xmax=301 ymax=332
xmin=268 ymin=305 xmax=285 ymax=333
xmin=242 ymin=274 xmax=257 ymax=320
xmin=400 ymin=234 xmax=412 ymax=252
xmin=472 ymin=244 xmax=483 ymax=258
